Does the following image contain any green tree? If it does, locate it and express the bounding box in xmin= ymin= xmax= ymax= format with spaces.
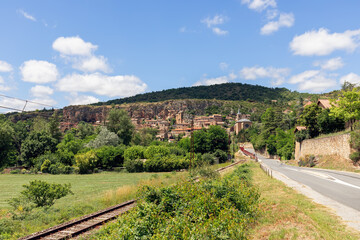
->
xmin=107 ymin=109 xmax=135 ymax=145
xmin=48 ymin=112 xmax=62 ymax=142
xmin=75 ymin=150 xmax=99 ymax=174
xmin=317 ymin=109 xmax=344 ymax=134
xmin=56 ymin=132 xmax=83 ymax=165
xmin=85 ymin=126 xmax=119 ymax=148
xmin=95 ymin=145 xmax=125 ymax=168
xmin=16 ymin=180 xmax=73 ymax=207
xmin=330 ymin=88 xmax=360 ymax=130
xmin=298 ymin=103 xmax=322 ymax=138
xmin=0 ymin=120 xmax=16 ymax=167
xmin=77 ymin=121 xmax=95 ymax=139
xmin=20 ymin=131 xmax=57 ymax=166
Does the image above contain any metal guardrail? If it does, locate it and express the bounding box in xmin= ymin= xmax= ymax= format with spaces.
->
xmin=239 ymin=146 xmax=272 ymax=178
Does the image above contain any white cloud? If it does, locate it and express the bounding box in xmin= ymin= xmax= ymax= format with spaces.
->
xmin=30 ymin=85 xmax=54 ymax=97
xmin=289 ymin=70 xmax=320 ymax=84
xmin=240 ymin=66 xmax=290 ymax=85
xmin=193 ymin=73 xmax=237 ymax=86
xmin=290 ymin=28 xmax=360 ymax=56
xmin=212 ymin=27 xmax=228 ymax=36
xmin=201 ymin=15 xmax=228 ymax=36
xmin=0 ymin=61 xmax=13 ymax=72
xmin=67 ymin=94 xmax=100 ymax=106
xmin=219 ymin=62 xmax=228 ymax=71
xmin=241 ymin=0 xmax=277 ymax=12
xmin=53 ymin=36 xmax=97 ymax=56
xmin=30 ymin=97 xmax=57 ymax=108
xmin=201 ymin=15 xmax=227 ymax=28
xmin=17 ymin=9 xmax=36 ymax=21
xmin=266 ymin=9 xmax=279 ymax=20
xmin=20 ymin=60 xmax=59 ymax=83
xmin=289 ymin=70 xmax=337 ymax=92
xmin=313 ymin=57 xmax=344 ymax=71
xmin=57 ymin=73 xmax=147 ymax=97
xmin=340 ymin=73 xmax=360 ymax=85
xmin=73 ymin=55 xmax=111 ymax=73
xmin=261 ymin=12 xmax=294 ymax=35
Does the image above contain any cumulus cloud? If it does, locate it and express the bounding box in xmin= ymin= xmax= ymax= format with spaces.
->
xmin=17 ymin=9 xmax=36 ymax=21
xmin=30 ymin=85 xmax=54 ymax=97
xmin=73 ymin=55 xmax=111 ymax=73
xmin=261 ymin=12 xmax=294 ymax=35
xmin=240 ymin=66 xmax=290 ymax=85
xmin=53 ymin=36 xmax=97 ymax=56
xmin=241 ymin=0 xmax=277 ymax=12
xmin=57 ymin=73 xmax=147 ymax=97
xmin=20 ymin=60 xmax=59 ymax=83
xmin=67 ymin=94 xmax=100 ymax=106
xmin=313 ymin=57 xmax=344 ymax=71
xmin=290 ymin=28 xmax=360 ymax=56
xmin=0 ymin=61 xmax=13 ymax=72
xmin=212 ymin=27 xmax=228 ymax=36
xmin=201 ymin=15 xmax=228 ymax=36
xmin=340 ymin=73 xmax=360 ymax=85
xmin=53 ymin=36 xmax=111 ymax=73
xmin=289 ymin=70 xmax=336 ymax=92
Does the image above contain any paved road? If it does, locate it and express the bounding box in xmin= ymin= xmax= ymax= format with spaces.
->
xmin=246 ymin=149 xmax=360 ymax=211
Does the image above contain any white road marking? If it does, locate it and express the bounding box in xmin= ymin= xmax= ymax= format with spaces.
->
xmin=283 ymin=167 xmax=360 ymax=190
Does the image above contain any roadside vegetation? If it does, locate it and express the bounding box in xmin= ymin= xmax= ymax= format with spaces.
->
xmin=0 ymin=171 xmax=184 ymax=239
xmin=249 ymin=161 xmax=360 ymax=240
xmin=89 ymin=163 xmax=260 ymax=239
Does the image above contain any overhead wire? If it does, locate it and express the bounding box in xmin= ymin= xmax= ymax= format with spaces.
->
xmin=0 ymin=93 xmax=58 ymax=112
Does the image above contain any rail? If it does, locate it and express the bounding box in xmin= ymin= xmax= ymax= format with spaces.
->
xmin=239 ymin=146 xmax=272 ymax=178
xmin=19 ymin=160 xmax=245 ymax=240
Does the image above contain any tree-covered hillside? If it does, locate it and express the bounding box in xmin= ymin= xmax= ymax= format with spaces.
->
xmin=93 ymin=83 xmax=315 ymax=105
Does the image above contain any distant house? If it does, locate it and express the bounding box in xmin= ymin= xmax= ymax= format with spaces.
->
xmin=317 ymin=99 xmax=332 ymax=109
xmin=303 ymin=101 xmax=312 ymax=107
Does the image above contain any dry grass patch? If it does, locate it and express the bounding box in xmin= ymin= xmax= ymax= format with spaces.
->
xmin=315 ymin=155 xmax=360 ymax=173
xmin=249 ymin=162 xmax=360 ymax=240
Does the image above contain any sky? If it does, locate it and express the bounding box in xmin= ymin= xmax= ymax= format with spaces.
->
xmin=1 ymin=0 xmax=360 ymax=112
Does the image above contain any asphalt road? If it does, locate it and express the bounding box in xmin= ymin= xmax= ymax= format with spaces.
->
xmin=246 ymin=149 xmax=360 ymax=211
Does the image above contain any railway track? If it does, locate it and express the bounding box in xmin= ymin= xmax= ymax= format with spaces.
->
xmin=19 ymin=160 xmax=244 ymax=240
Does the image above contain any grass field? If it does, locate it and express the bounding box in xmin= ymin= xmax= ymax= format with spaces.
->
xmin=0 ymin=171 xmax=177 ymax=209
xmin=249 ymin=161 xmax=360 ymax=239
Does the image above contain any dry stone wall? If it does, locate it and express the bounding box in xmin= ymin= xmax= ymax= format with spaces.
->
xmin=295 ymin=133 xmax=351 ymax=160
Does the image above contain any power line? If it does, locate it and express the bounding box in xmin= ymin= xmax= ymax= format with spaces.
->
xmin=0 ymin=94 xmax=57 ymax=108
xmin=0 ymin=94 xmax=58 ymax=112
xmin=0 ymin=105 xmax=24 ymax=112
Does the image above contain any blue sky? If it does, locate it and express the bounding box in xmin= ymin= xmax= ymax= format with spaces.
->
xmin=1 ymin=0 xmax=360 ymax=112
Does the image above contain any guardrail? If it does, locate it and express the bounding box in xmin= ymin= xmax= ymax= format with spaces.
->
xmin=239 ymin=146 xmax=272 ymax=178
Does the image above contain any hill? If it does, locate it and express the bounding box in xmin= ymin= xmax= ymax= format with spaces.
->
xmin=93 ymin=83 xmax=315 ymax=106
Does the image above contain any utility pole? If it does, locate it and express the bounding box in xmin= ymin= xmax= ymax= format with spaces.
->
xmin=190 ymin=117 xmax=194 ymax=169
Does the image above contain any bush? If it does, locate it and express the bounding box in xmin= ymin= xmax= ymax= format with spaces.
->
xmin=124 ymin=159 xmax=144 ymax=173
xmin=298 ymin=155 xmax=316 ymax=167
xmin=144 ymin=155 xmax=189 ymax=172
xmin=168 ymin=146 xmax=187 ymax=156
xmin=214 ymin=149 xmax=228 ymax=163
xmin=41 ymin=159 xmax=51 ymax=173
xmin=143 ymin=145 xmax=170 ymax=159
xmin=75 ymin=150 xmax=99 ymax=174
xmin=124 ymin=146 xmax=145 ymax=161
xmin=11 ymin=180 xmax=73 ymax=208
xmin=95 ymin=145 xmax=125 ymax=168
xmin=10 ymin=169 xmax=20 ymax=174
xmin=201 ymin=153 xmax=216 ymax=165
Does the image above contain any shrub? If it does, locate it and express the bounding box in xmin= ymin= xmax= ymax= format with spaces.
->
xmin=10 ymin=169 xmax=20 ymax=174
xmin=11 ymin=180 xmax=73 ymax=208
xmin=168 ymin=146 xmax=186 ymax=156
xmin=124 ymin=146 xmax=145 ymax=160
xmin=41 ymin=159 xmax=51 ymax=173
xmin=143 ymin=145 xmax=170 ymax=159
xmin=201 ymin=153 xmax=216 ymax=165
xmin=75 ymin=150 xmax=99 ymax=174
xmin=124 ymin=159 xmax=144 ymax=173
xmin=144 ymin=155 xmax=189 ymax=172
xmin=96 ymin=145 xmax=125 ymax=168
xmin=213 ymin=149 xmax=228 ymax=163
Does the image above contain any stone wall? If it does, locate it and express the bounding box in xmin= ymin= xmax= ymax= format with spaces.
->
xmin=295 ymin=133 xmax=351 ymax=160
